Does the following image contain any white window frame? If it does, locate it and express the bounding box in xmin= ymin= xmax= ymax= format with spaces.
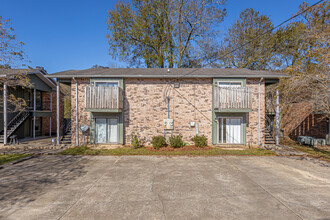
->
xmin=217 ymin=116 xmax=243 ymax=144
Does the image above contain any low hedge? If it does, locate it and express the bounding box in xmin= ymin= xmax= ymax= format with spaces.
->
xmin=191 ymin=135 xmax=208 ymax=148
xmin=151 ymin=135 xmax=167 ymax=149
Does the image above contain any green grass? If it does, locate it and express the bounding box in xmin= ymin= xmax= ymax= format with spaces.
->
xmin=59 ymin=146 xmax=276 ymax=156
xmin=0 ymin=154 xmax=31 ymax=165
xmin=281 ymin=137 xmax=330 ymax=162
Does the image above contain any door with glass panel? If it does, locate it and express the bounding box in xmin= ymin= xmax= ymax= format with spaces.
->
xmin=218 ymin=117 xmax=242 ymax=144
xmin=95 ymin=118 xmax=119 ymax=144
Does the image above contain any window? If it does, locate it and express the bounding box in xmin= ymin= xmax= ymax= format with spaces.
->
xmin=217 ymin=81 xmax=242 ymax=87
xmin=94 ymin=82 xmax=118 ymax=87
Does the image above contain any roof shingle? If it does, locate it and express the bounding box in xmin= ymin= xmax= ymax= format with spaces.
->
xmin=47 ymin=68 xmax=286 ymax=79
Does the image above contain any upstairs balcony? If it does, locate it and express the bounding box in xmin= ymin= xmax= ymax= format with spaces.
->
xmin=214 ymin=87 xmax=252 ymax=112
xmin=85 ymin=86 xmax=123 ymax=112
xmin=27 ymin=99 xmax=53 ymax=117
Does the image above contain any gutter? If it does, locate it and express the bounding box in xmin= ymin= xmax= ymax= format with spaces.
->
xmin=45 ymin=74 xmax=288 ymax=79
xmin=72 ymin=77 xmax=79 ymax=146
xmin=258 ymin=77 xmax=264 ymax=146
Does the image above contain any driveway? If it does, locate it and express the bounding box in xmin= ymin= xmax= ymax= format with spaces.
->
xmin=0 ymin=155 xmax=330 ymax=220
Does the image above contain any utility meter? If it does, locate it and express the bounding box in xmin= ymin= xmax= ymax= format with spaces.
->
xmin=164 ymin=119 xmax=174 ymax=130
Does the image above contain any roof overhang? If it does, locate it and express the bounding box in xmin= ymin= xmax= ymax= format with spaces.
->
xmin=0 ymin=69 xmax=57 ymax=89
xmin=34 ymin=72 xmax=57 ymax=89
xmin=46 ymin=74 xmax=287 ymax=79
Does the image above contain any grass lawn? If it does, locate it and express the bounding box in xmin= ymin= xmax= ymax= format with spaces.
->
xmin=0 ymin=154 xmax=31 ymax=166
xmin=281 ymin=137 xmax=330 ymax=162
xmin=59 ymin=146 xmax=276 ymax=156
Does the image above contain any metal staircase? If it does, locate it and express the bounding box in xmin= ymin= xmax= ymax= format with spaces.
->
xmin=265 ymin=129 xmax=276 ymax=145
xmin=0 ymin=110 xmax=31 ymax=143
xmin=265 ymin=114 xmax=276 ymax=145
xmin=61 ymin=119 xmax=71 ymax=144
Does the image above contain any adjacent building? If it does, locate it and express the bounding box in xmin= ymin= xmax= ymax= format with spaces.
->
xmin=0 ymin=68 xmax=64 ymax=144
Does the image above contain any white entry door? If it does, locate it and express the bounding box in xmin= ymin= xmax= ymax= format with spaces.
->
xmin=95 ymin=118 xmax=118 ymax=144
xmin=218 ymin=117 xmax=242 ymax=144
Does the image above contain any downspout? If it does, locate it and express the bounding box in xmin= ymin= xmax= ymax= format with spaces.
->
xmin=167 ymin=96 xmax=170 ymax=119
xmin=258 ymin=77 xmax=264 ymax=146
xmin=49 ymin=91 xmax=52 ymax=137
xmin=56 ymin=82 xmax=60 ymax=145
xmin=3 ymin=82 xmax=7 ymax=145
xmin=33 ymin=88 xmax=36 ymax=139
xmin=73 ymin=77 xmax=79 ymax=146
xmin=275 ymin=87 xmax=280 ymax=146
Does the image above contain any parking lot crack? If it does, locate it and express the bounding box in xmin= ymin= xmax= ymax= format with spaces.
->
xmin=151 ymin=159 xmax=167 ymax=220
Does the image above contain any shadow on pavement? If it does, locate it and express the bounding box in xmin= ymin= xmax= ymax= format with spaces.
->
xmin=0 ymin=155 xmax=89 ymax=216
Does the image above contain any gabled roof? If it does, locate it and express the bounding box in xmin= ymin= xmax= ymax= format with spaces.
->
xmin=47 ymin=68 xmax=287 ymax=79
xmin=0 ymin=68 xmax=57 ymax=89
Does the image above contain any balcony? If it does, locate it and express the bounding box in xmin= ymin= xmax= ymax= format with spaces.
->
xmin=214 ymin=87 xmax=252 ymax=112
xmin=27 ymin=100 xmax=53 ymax=117
xmin=85 ymin=86 xmax=123 ymax=112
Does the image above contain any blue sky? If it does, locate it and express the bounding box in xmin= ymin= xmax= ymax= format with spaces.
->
xmin=0 ymin=0 xmax=317 ymax=73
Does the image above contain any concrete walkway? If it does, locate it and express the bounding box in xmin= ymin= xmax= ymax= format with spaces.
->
xmin=0 ymin=155 xmax=329 ymax=219
xmin=262 ymin=144 xmax=308 ymax=156
xmin=0 ymin=137 xmax=70 ymax=155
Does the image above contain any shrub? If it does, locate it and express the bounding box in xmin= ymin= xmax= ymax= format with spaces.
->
xmin=169 ymin=135 xmax=184 ymax=148
xmin=191 ymin=135 xmax=208 ymax=148
xmin=131 ymin=131 xmax=145 ymax=149
xmin=151 ymin=135 xmax=167 ymax=149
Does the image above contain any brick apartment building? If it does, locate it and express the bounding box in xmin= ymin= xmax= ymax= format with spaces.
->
xmin=48 ymin=68 xmax=285 ymax=147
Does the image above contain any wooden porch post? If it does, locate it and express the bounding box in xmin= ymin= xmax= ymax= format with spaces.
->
xmin=49 ymin=92 xmax=52 ymax=137
xmin=57 ymin=82 xmax=60 ymax=145
xmin=3 ymin=82 xmax=7 ymax=145
xmin=275 ymin=87 xmax=280 ymax=146
xmin=33 ymin=88 xmax=36 ymax=139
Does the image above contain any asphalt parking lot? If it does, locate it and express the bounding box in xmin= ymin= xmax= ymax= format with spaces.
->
xmin=0 ymin=155 xmax=329 ymax=220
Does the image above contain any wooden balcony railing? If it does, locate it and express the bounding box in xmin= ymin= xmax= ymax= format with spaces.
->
xmin=214 ymin=87 xmax=252 ymax=109
xmin=85 ymin=86 xmax=123 ymax=109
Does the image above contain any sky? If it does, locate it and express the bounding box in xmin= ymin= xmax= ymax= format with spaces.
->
xmin=0 ymin=0 xmax=318 ymax=74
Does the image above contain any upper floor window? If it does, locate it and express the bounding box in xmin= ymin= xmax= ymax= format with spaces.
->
xmin=93 ymin=81 xmax=118 ymax=87
xmin=217 ymin=81 xmax=242 ymax=87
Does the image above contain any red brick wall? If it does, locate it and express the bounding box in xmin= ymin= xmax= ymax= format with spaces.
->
xmin=41 ymin=91 xmax=64 ymax=136
xmin=282 ymin=102 xmax=328 ymax=139
xmin=71 ymin=78 xmax=91 ymax=145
